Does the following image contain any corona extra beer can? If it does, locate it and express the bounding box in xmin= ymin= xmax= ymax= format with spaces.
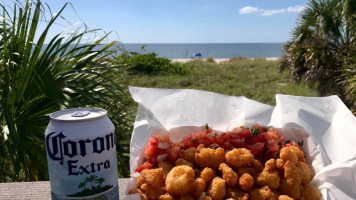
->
xmin=45 ymin=108 xmax=119 ymax=200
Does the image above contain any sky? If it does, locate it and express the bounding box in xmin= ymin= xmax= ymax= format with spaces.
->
xmin=4 ymin=0 xmax=308 ymax=43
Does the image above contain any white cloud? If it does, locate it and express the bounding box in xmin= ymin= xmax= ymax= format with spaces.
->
xmin=261 ymin=9 xmax=286 ymax=16
xmin=239 ymin=6 xmax=264 ymax=15
xmin=239 ymin=5 xmax=305 ymax=16
xmin=287 ymin=6 xmax=306 ymax=12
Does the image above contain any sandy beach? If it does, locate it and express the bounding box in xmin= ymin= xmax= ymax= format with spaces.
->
xmin=171 ymin=57 xmax=280 ymax=64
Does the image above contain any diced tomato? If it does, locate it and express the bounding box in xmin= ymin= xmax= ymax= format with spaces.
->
xmin=167 ymin=146 xmax=180 ymax=162
xmin=135 ymin=161 xmax=154 ymax=173
xmin=149 ymin=137 xmax=159 ymax=147
xmin=267 ymin=143 xmax=280 ymax=152
xmin=144 ymin=143 xmax=157 ymax=159
xmin=246 ymin=143 xmax=264 ymax=156
xmin=238 ymin=129 xmax=252 ymax=140
xmin=231 ymin=138 xmax=246 ymax=148
xmin=253 ymin=123 xmax=261 ymax=129
xmin=199 ymin=137 xmax=212 ymax=147
xmin=182 ymin=136 xmax=193 ymax=149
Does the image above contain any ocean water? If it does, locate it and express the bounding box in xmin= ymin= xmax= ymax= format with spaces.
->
xmin=121 ymin=43 xmax=285 ymax=59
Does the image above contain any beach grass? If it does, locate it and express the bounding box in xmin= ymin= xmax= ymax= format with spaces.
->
xmin=128 ymin=58 xmax=319 ymax=106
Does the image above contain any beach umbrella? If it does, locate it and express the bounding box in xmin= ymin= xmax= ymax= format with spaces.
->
xmin=192 ymin=52 xmax=202 ymax=58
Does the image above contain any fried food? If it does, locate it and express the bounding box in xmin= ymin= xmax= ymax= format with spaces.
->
xmin=140 ymin=168 xmax=165 ymax=187
xmin=226 ymin=148 xmax=254 ymax=168
xmin=165 ymin=166 xmax=195 ymax=196
xmin=158 ymin=161 xmax=174 ymax=176
xmin=159 ymin=193 xmax=174 ymax=200
xmin=191 ymin=178 xmax=206 ymax=197
xmin=256 ymin=159 xmax=280 ymax=189
xmin=226 ymin=187 xmax=249 ymax=200
xmin=195 ymin=144 xmax=225 ymax=170
xmin=280 ymin=146 xmax=305 ymax=165
xmin=249 ymin=186 xmax=277 ymax=200
xmin=251 ymin=159 xmax=264 ymax=173
xmin=201 ymin=196 xmax=213 ymax=200
xmin=180 ymin=147 xmax=197 ymax=165
xmin=300 ymin=184 xmax=321 ymax=200
xmin=278 ymin=195 xmax=293 ymax=200
xmin=141 ymin=184 xmax=166 ymax=199
xmin=237 ymin=167 xmax=256 ymax=176
xmin=297 ymin=161 xmax=313 ymax=185
xmin=200 ymin=167 xmax=217 ymax=184
xmin=219 ymin=163 xmax=238 ymax=187
xmin=136 ymin=176 xmax=144 ymax=189
xmin=239 ymin=173 xmax=254 ymax=192
xmin=279 ymin=161 xmax=302 ymax=199
xmin=135 ymin=128 xmax=319 ymax=200
xmin=207 ymin=177 xmax=226 ymax=200
xmin=175 ymin=158 xmax=194 ymax=168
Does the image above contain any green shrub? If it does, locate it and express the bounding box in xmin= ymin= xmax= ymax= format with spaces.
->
xmin=116 ymin=51 xmax=190 ymax=75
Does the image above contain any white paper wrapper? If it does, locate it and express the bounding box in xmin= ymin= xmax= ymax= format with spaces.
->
xmin=125 ymin=86 xmax=356 ymax=200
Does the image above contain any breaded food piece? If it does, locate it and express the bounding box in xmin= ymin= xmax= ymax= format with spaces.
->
xmin=226 ymin=148 xmax=254 ymax=168
xmin=137 ymin=176 xmax=144 ymax=189
xmin=129 ymin=188 xmax=148 ymax=200
xmin=191 ymin=178 xmax=206 ymax=197
xmin=284 ymin=161 xmax=302 ymax=181
xmin=297 ymin=161 xmax=313 ymax=185
xmin=251 ymin=159 xmax=264 ymax=173
xmin=249 ymin=186 xmax=277 ymax=200
xmin=219 ymin=163 xmax=238 ymax=187
xmin=278 ymin=195 xmax=293 ymax=200
xmin=141 ymin=168 xmax=165 ymax=187
xmin=276 ymin=158 xmax=284 ymax=169
xmin=175 ymin=158 xmax=194 ymax=168
xmin=276 ymin=158 xmax=284 ymax=176
xmin=279 ymin=161 xmax=302 ymax=199
xmin=202 ymin=196 xmax=213 ymax=200
xmin=264 ymin=159 xmax=276 ymax=171
xmin=141 ymin=184 xmax=166 ymax=200
xmin=180 ymin=147 xmax=197 ymax=164
xmin=237 ymin=167 xmax=256 ymax=176
xmin=159 ymin=193 xmax=174 ymax=200
xmin=207 ymin=177 xmax=226 ymax=200
xmin=200 ymin=167 xmax=217 ymax=184
xmin=280 ymin=146 xmax=305 ymax=165
xmin=256 ymin=171 xmax=280 ymax=190
xmin=226 ymin=188 xmax=249 ymax=200
xmin=165 ymin=166 xmax=195 ymax=196
xmin=256 ymin=159 xmax=280 ymax=189
xmin=279 ymin=178 xmax=301 ymax=200
xmin=239 ymin=173 xmax=254 ymax=192
xmin=180 ymin=195 xmax=195 ymax=200
xmin=195 ymin=145 xmax=225 ymax=170
xmin=158 ymin=160 xmax=174 ymax=176
xmin=300 ymin=184 xmax=321 ymax=200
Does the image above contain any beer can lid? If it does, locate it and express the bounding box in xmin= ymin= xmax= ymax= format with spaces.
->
xmin=50 ymin=107 xmax=107 ymax=121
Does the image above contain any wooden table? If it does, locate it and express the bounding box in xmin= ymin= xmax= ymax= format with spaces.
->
xmin=0 ymin=178 xmax=129 ymax=199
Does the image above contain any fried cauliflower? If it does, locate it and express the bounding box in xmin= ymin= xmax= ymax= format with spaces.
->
xmin=195 ymin=145 xmax=225 ymax=170
xmin=165 ymin=166 xmax=195 ymax=196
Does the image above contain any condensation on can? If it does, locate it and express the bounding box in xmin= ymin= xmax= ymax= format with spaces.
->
xmin=45 ymin=107 xmax=119 ymax=200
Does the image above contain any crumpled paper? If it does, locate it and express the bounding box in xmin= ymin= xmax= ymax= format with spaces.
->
xmin=125 ymin=86 xmax=356 ymax=200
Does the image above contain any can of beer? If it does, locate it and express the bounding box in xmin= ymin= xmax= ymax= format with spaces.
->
xmin=45 ymin=107 xmax=119 ymax=200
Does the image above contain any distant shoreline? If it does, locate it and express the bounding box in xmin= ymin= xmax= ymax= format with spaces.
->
xmin=171 ymin=57 xmax=280 ymax=64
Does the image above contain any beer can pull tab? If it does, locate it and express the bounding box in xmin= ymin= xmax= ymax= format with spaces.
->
xmin=71 ymin=111 xmax=90 ymax=117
